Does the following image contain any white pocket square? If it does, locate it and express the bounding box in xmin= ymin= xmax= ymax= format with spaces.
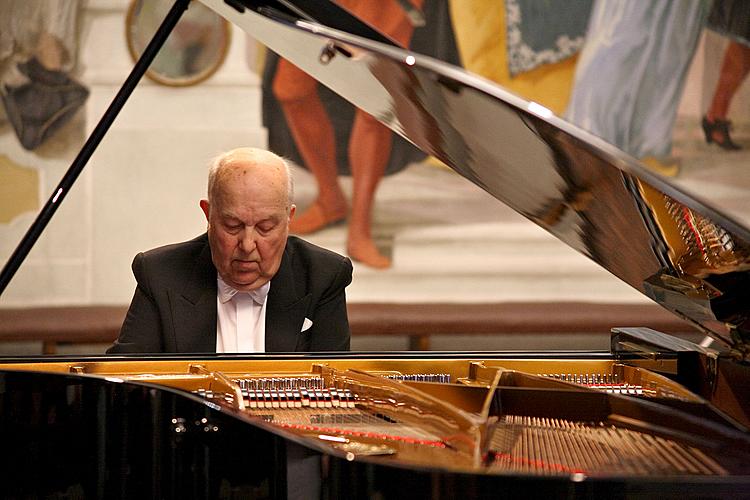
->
xmin=301 ymin=317 xmax=313 ymax=332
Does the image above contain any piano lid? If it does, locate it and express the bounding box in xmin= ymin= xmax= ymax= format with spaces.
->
xmin=202 ymin=0 xmax=750 ymax=357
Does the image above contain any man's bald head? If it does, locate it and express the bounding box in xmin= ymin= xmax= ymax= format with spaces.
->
xmin=207 ymin=147 xmax=294 ymax=211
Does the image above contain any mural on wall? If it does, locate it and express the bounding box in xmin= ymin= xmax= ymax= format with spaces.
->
xmin=0 ymin=0 xmax=87 ymax=239
xmin=262 ymin=0 xmax=458 ymax=179
xmin=448 ymin=0 xmax=586 ymax=116
xmin=702 ymin=0 xmax=750 ymax=150
xmin=125 ymin=0 xmax=231 ymax=86
xmin=0 ymin=1 xmax=747 ymax=344
xmin=504 ymin=0 xmax=593 ymax=77
xmin=452 ymin=0 xmax=749 ymax=175
xmin=564 ymin=0 xmax=710 ymax=178
xmin=0 ymin=1 xmax=88 ymax=152
xmin=262 ymin=0 xmax=461 ymax=269
xmin=259 ymin=0 xmax=750 ymax=272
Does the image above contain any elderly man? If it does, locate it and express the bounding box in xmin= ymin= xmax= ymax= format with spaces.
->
xmin=108 ymin=147 xmax=353 ymax=353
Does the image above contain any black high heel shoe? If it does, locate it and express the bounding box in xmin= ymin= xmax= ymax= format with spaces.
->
xmin=702 ymin=116 xmax=741 ymax=150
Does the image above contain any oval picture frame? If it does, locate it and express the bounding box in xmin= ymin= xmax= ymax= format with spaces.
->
xmin=125 ymin=0 xmax=231 ymax=87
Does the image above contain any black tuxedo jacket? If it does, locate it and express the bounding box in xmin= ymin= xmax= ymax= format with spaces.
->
xmin=107 ymin=234 xmax=352 ymax=353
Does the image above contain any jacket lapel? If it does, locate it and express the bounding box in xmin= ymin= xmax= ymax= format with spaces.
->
xmin=171 ymin=240 xmax=217 ymax=352
xmin=265 ymin=245 xmax=310 ymax=352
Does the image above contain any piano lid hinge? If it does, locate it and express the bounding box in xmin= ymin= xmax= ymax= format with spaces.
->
xmin=319 ymin=42 xmax=336 ymax=65
xmin=318 ymin=41 xmax=352 ymax=65
xmin=69 ymin=365 xmax=86 ymax=374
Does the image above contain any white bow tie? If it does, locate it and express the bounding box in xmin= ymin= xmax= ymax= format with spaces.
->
xmin=217 ymin=278 xmax=270 ymax=305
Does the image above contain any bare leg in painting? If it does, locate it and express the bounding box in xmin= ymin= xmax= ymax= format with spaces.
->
xmin=703 ymin=41 xmax=750 ymax=150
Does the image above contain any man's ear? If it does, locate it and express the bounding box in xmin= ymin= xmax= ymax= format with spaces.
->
xmin=288 ymin=204 xmax=296 ymax=223
xmin=200 ymin=199 xmax=210 ymax=221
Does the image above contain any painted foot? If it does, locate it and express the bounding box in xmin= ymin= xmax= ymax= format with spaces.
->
xmin=289 ymin=201 xmax=346 ymax=234
xmin=702 ymin=116 xmax=741 ymax=151
xmin=348 ymin=239 xmax=391 ymax=269
xmin=640 ymin=156 xmax=680 ymax=177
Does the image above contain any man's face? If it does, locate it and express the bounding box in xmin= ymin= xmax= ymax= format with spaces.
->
xmin=201 ymin=161 xmax=295 ymax=291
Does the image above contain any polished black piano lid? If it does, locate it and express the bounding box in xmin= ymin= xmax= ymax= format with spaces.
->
xmin=202 ymin=0 xmax=750 ymax=357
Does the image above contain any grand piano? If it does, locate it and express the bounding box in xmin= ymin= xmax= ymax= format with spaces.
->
xmin=1 ymin=1 xmax=749 ymax=498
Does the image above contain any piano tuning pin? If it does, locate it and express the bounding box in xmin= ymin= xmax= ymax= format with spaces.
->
xmin=172 ymin=418 xmax=187 ymax=434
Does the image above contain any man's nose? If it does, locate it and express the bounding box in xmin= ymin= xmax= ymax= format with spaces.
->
xmin=238 ymin=227 xmax=257 ymax=252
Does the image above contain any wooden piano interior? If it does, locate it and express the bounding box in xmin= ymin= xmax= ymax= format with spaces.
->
xmin=4 ymin=354 xmax=748 ymax=478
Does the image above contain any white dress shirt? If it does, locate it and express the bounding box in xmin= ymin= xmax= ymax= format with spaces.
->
xmin=215 ymin=277 xmax=270 ymax=353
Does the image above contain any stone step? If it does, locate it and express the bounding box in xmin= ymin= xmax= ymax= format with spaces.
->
xmin=301 ymin=221 xmax=646 ymax=304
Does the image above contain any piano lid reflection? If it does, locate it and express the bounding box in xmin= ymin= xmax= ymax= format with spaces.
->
xmin=0 ymin=0 xmax=749 ymax=498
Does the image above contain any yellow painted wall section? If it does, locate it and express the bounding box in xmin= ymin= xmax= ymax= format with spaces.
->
xmin=0 ymin=154 xmax=39 ymax=224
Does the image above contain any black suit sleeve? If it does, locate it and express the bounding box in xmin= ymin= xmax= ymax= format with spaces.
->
xmin=307 ymin=255 xmax=353 ymax=351
xmin=106 ymin=253 xmax=163 ymax=353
